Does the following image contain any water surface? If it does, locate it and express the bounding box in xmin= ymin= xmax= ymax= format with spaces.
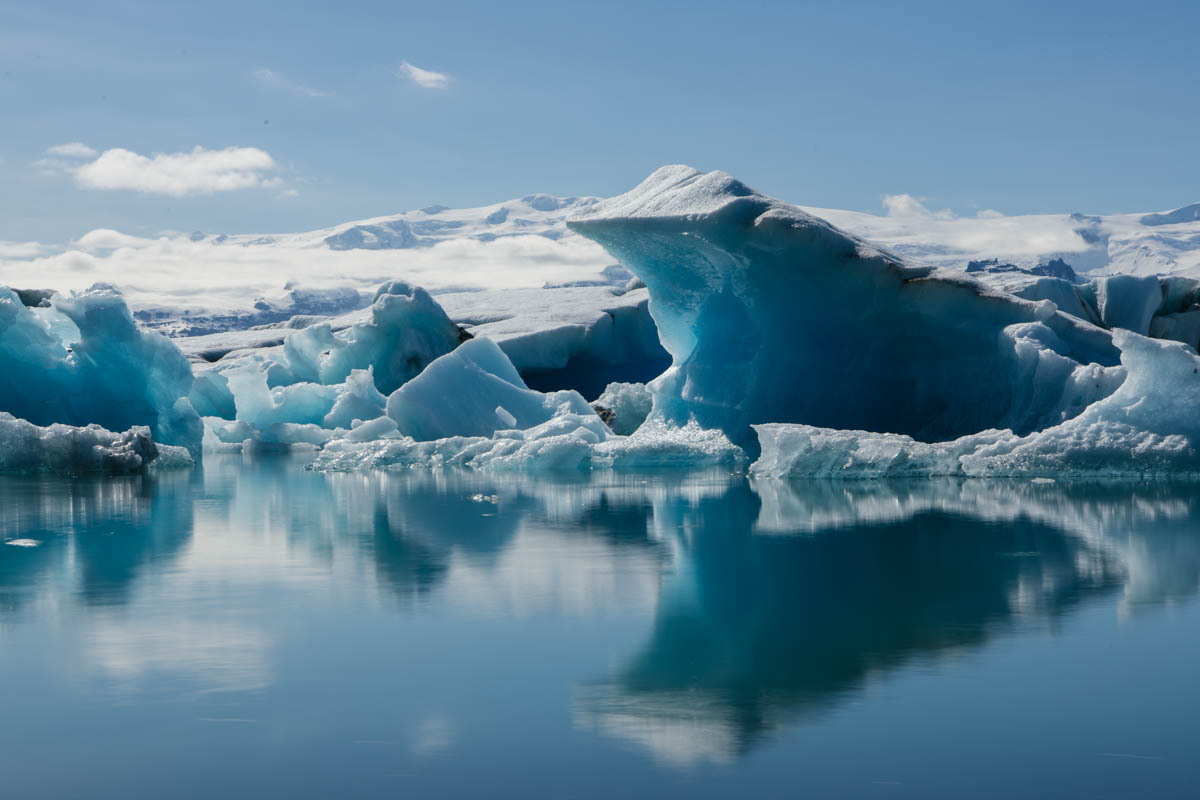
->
xmin=1 ymin=456 xmax=1197 ymax=798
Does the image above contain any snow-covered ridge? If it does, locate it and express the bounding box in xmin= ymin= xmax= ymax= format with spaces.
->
xmin=805 ymin=200 xmax=1200 ymax=278
xmin=208 ymin=193 xmax=599 ymax=251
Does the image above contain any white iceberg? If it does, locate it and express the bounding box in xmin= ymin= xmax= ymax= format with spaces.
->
xmin=311 ymin=339 xmax=741 ymax=473
xmin=193 ymin=281 xmax=464 ymax=449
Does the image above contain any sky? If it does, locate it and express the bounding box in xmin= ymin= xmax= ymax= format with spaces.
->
xmin=2 ymin=0 xmax=1198 ymax=243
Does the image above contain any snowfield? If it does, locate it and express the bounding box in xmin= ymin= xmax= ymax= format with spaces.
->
xmin=2 ymin=165 xmax=1200 ymax=476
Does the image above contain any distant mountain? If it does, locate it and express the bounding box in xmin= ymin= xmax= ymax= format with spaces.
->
xmin=803 ymin=201 xmax=1200 ymax=278
xmin=201 ymin=194 xmax=601 ymax=251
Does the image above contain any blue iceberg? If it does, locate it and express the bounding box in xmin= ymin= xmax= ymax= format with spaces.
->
xmin=566 ymin=166 xmax=1200 ymax=477
xmin=196 ymin=281 xmax=465 ymax=450
xmin=0 ymin=284 xmax=201 ymax=461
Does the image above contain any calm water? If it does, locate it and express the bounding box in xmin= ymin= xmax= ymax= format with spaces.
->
xmin=0 ymin=456 xmax=1198 ymax=799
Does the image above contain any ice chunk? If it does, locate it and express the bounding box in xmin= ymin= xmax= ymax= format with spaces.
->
xmin=385 ymin=337 xmax=596 ymax=440
xmin=0 ymin=284 xmax=202 ymax=456
xmin=752 ymin=330 xmax=1200 ymax=478
xmin=192 ymin=280 xmax=462 ymax=418
xmin=592 ymin=382 xmax=653 ymax=435
xmin=193 ymin=281 xmax=464 ymax=450
xmin=435 ymin=285 xmax=669 ymax=399
xmin=569 ymin=166 xmax=1122 ymax=451
xmin=281 ymin=280 xmax=463 ymax=394
xmin=0 ymin=412 xmax=189 ymax=475
xmin=1088 ymin=275 xmax=1162 ymax=335
xmin=308 ymin=337 xmax=740 ymax=473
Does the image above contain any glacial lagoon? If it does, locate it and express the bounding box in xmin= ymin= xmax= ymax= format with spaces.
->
xmin=1 ymin=457 xmax=1198 ymax=798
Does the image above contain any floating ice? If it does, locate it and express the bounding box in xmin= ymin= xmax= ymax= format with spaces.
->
xmin=0 ymin=284 xmax=202 ymax=457
xmin=592 ymin=382 xmax=653 ymax=436
xmin=0 ymin=412 xmax=190 ymax=475
xmin=386 ymin=337 xmax=596 ymax=440
xmin=193 ymin=281 xmax=464 ymax=449
xmin=310 ymin=341 xmax=741 ymax=473
xmin=568 ymin=166 xmax=1124 ymax=453
xmin=751 ymin=331 xmax=1200 ymax=478
xmin=435 ymin=286 xmax=669 ymax=399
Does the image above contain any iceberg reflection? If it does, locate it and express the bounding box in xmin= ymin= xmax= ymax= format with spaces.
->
xmin=2 ymin=461 xmax=1198 ymax=761
xmin=0 ymin=470 xmax=196 ymax=612
xmin=577 ymin=478 xmax=1200 ymax=765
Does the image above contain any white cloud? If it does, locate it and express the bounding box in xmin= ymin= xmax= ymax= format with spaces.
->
xmin=252 ymin=68 xmax=330 ymax=99
xmin=45 ymin=142 xmax=98 ymax=158
xmin=75 ymin=228 xmax=155 ymax=252
xmin=883 ymin=193 xmax=954 ymax=221
xmin=398 ymin=61 xmax=451 ymax=89
xmin=807 ymin=198 xmax=1093 ymax=265
xmin=72 ymin=146 xmax=279 ymax=196
xmin=0 ymin=240 xmax=50 ymax=259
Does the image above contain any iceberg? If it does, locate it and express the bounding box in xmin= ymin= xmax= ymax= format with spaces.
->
xmin=752 ymin=331 xmax=1200 ymax=478
xmin=563 ymin=166 xmax=1200 ymax=477
xmin=311 ymin=339 xmax=741 ymax=472
xmin=0 ymin=284 xmax=202 ymax=457
xmin=568 ymin=166 xmax=1123 ymax=452
xmin=0 ymin=413 xmax=189 ymax=475
xmin=386 ymin=337 xmax=596 ymax=440
xmin=435 ymin=286 xmax=669 ymax=399
xmin=192 ymin=281 xmax=465 ymax=448
xmin=591 ymin=382 xmax=653 ymax=436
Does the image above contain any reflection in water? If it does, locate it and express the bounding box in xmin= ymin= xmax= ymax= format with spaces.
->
xmin=1 ymin=460 xmax=1198 ymax=771
xmin=0 ymin=470 xmax=196 ymax=612
xmin=577 ymin=479 xmax=1200 ymax=765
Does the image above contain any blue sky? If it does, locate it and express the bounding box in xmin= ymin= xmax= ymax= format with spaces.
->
xmin=3 ymin=0 xmax=1198 ymax=242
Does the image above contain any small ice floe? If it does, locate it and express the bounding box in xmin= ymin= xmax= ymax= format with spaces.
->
xmin=5 ymin=538 xmax=42 ymax=548
xmin=1030 ymin=477 xmax=1056 ymax=484
xmin=470 ymin=493 xmax=500 ymax=504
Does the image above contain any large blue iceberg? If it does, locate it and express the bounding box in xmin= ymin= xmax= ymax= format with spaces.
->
xmin=0 ymin=284 xmax=201 ymax=465
xmin=565 ymin=166 xmax=1200 ymax=477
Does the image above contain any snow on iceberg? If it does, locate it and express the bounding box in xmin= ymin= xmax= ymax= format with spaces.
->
xmin=568 ymin=165 xmax=1123 ymax=453
xmin=0 ymin=284 xmax=202 ymax=457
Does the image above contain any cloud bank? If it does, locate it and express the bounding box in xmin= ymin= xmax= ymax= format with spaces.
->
xmin=0 ymin=231 xmax=614 ymax=316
